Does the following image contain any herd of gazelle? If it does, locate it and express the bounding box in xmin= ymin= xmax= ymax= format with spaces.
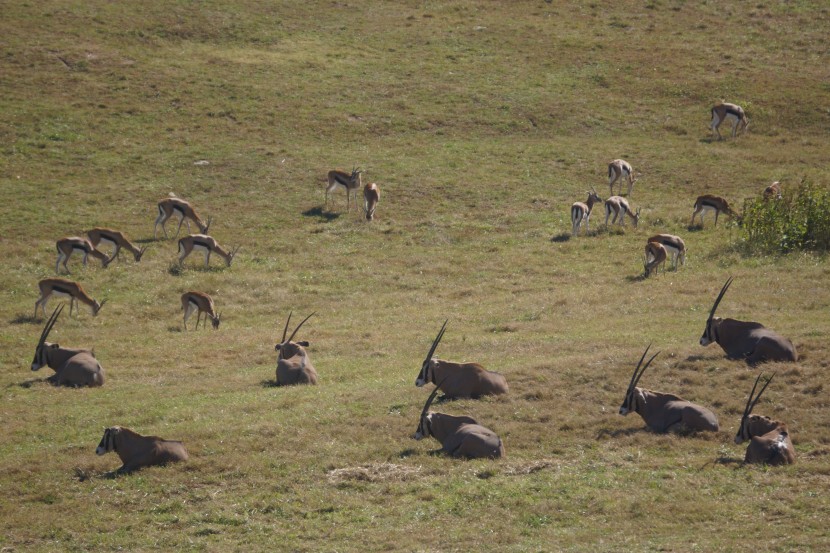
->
xmin=325 ymin=167 xmax=382 ymax=221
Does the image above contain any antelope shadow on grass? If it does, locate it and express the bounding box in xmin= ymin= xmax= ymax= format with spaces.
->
xmin=303 ymin=206 xmax=341 ymax=222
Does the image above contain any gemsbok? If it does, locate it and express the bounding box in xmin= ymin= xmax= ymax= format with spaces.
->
xmin=710 ymin=102 xmax=749 ymax=140
xmin=604 ymin=196 xmax=641 ymax=228
xmin=55 ymin=237 xmax=112 ymax=274
xmin=34 ymin=278 xmax=105 ymax=318
xmin=735 ymin=373 xmax=795 ymax=466
xmin=177 ymin=234 xmax=239 ymax=268
xmin=181 ymin=291 xmax=221 ymax=330
xmin=571 ymin=189 xmax=602 ymax=237
xmin=690 ymin=194 xmax=737 ymax=227
xmin=96 ymin=426 xmax=188 ymax=474
xmin=274 ymin=312 xmax=318 ymax=386
xmin=699 ymin=278 xmax=798 ymax=363
xmin=30 ymin=306 xmax=105 ymax=387
xmin=608 ymin=159 xmax=637 ymax=196
xmin=763 ymin=181 xmax=782 ymax=200
xmin=414 ymin=379 xmax=505 ymax=459
xmin=87 ymin=227 xmax=147 ymax=264
xmin=363 ymin=182 xmax=380 ymax=221
xmin=618 ymin=345 xmax=719 ymax=433
xmin=415 ymin=320 xmax=508 ymax=399
xmin=154 ymin=195 xmax=211 ymax=239
xmin=325 ymin=167 xmax=363 ymax=211
xmin=643 ymin=241 xmax=668 ymax=278
xmin=647 ymin=234 xmax=686 ymax=270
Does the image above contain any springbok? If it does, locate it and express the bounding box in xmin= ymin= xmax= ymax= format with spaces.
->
xmin=604 ymin=196 xmax=641 ymax=227
xmin=96 ymin=426 xmax=188 ymax=474
xmin=699 ymin=278 xmax=798 ymax=363
xmin=34 ymin=278 xmax=105 ymax=318
xmin=763 ymin=181 xmax=782 ymax=200
xmin=571 ymin=189 xmax=602 ymax=236
xmin=643 ymin=241 xmax=668 ymax=278
xmin=363 ymin=182 xmax=380 ymax=221
xmin=414 ymin=379 xmax=505 ymax=459
xmin=647 ymin=234 xmax=686 ymax=269
xmin=690 ymin=194 xmax=736 ymax=227
xmin=619 ymin=345 xmax=719 ymax=433
xmin=87 ymin=228 xmax=147 ymax=264
xmin=181 ymin=291 xmax=220 ymax=330
xmin=55 ymin=237 xmax=112 ymax=274
xmin=30 ymin=306 xmax=105 ymax=387
xmin=154 ymin=195 xmax=211 ymax=239
xmin=275 ymin=312 xmax=318 ymax=386
xmin=415 ymin=320 xmax=508 ymax=399
xmin=710 ymin=102 xmax=749 ymax=140
xmin=608 ymin=159 xmax=636 ymax=196
xmin=177 ymin=234 xmax=239 ymax=268
xmin=735 ymin=373 xmax=795 ymax=465
xmin=325 ymin=167 xmax=363 ymax=211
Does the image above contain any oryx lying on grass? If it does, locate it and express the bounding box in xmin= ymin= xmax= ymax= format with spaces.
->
xmin=326 ymin=167 xmax=363 ymax=211
xmin=363 ymin=182 xmax=380 ymax=221
xmin=181 ymin=291 xmax=221 ymax=330
xmin=646 ymin=234 xmax=686 ymax=269
xmin=604 ymin=196 xmax=640 ymax=227
xmin=30 ymin=306 xmax=104 ymax=387
xmin=96 ymin=426 xmax=188 ymax=474
xmin=608 ymin=159 xmax=636 ymax=196
xmin=571 ymin=189 xmax=602 ymax=236
xmin=415 ymin=320 xmax=508 ymax=399
xmin=35 ymin=278 xmax=106 ymax=318
xmin=619 ymin=345 xmax=719 ymax=433
xmin=55 ymin=237 xmax=111 ymax=274
xmin=643 ymin=241 xmax=668 ymax=278
xmin=699 ymin=278 xmax=798 ymax=363
xmin=177 ymin=234 xmax=239 ymax=268
xmin=413 ymin=380 xmax=505 ymax=459
xmin=735 ymin=373 xmax=795 ymax=465
xmin=275 ymin=312 xmax=318 ymax=386
xmin=87 ymin=227 xmax=147 ymax=264
xmin=154 ymin=194 xmax=211 ymax=239
xmin=710 ymin=102 xmax=749 ymax=140
xmin=690 ymin=194 xmax=736 ymax=227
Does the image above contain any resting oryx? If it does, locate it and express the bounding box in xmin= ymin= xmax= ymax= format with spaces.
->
xmin=618 ymin=345 xmax=719 ymax=433
xmin=415 ymin=320 xmax=508 ymax=399
xmin=571 ymin=189 xmax=602 ymax=237
xmin=710 ymin=102 xmax=749 ymax=140
xmin=96 ymin=426 xmax=188 ymax=474
xmin=735 ymin=373 xmax=795 ymax=465
xmin=414 ymin=380 xmax=505 ymax=459
xmin=30 ymin=306 xmax=105 ymax=387
xmin=699 ymin=278 xmax=798 ymax=363
xmin=274 ymin=312 xmax=318 ymax=386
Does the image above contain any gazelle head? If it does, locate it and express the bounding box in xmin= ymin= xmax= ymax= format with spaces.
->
xmin=415 ymin=319 xmax=448 ymax=387
xmin=211 ymin=312 xmax=222 ymax=330
xmin=226 ymin=245 xmax=241 ymax=267
xmin=735 ymin=373 xmax=775 ymax=444
xmin=632 ymin=207 xmax=642 ymax=227
xmin=619 ymin=344 xmax=660 ymax=416
xmin=587 ymin=187 xmax=602 ymax=204
xmin=135 ymin=246 xmax=148 ymax=262
xmin=200 ymin=216 xmax=213 ymax=235
xmin=275 ymin=311 xmax=315 ymax=359
xmin=700 ymin=277 xmax=732 ymax=346
xmin=414 ymin=377 xmax=447 ymax=440
xmin=31 ymin=306 xmax=63 ymax=371
xmin=92 ymin=299 xmax=107 ymax=317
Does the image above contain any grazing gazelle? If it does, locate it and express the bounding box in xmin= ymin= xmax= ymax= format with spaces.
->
xmin=363 ymin=182 xmax=380 ymax=221
xmin=275 ymin=312 xmax=318 ymax=386
xmin=154 ymin=195 xmax=211 ymax=239
xmin=325 ymin=167 xmax=363 ymax=211
xmin=55 ymin=237 xmax=112 ymax=274
xmin=87 ymin=227 xmax=147 ymax=264
xmin=710 ymin=102 xmax=749 ymax=140
xmin=30 ymin=306 xmax=105 ymax=387
xmin=414 ymin=379 xmax=505 ymax=459
xmin=415 ymin=320 xmax=508 ymax=399
xmin=735 ymin=373 xmax=795 ymax=466
xmin=646 ymin=234 xmax=686 ymax=270
xmin=700 ymin=278 xmax=798 ymax=363
xmin=571 ymin=189 xmax=602 ymax=237
xmin=763 ymin=181 xmax=782 ymax=200
xmin=96 ymin=426 xmax=188 ymax=474
xmin=181 ymin=291 xmax=221 ymax=330
xmin=619 ymin=345 xmax=719 ymax=433
xmin=604 ymin=196 xmax=641 ymax=227
xmin=34 ymin=278 xmax=105 ymax=318
xmin=643 ymin=241 xmax=668 ymax=278
xmin=177 ymin=234 xmax=239 ymax=268
xmin=690 ymin=194 xmax=737 ymax=227
xmin=608 ymin=159 xmax=637 ymax=196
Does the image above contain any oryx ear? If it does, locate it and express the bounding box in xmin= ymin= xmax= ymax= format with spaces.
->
xmin=297 ymin=341 xmax=310 ymax=347
xmin=275 ymin=344 xmax=282 ymax=351
xmin=49 ymin=343 xmax=60 ymax=349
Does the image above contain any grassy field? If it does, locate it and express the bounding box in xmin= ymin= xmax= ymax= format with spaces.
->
xmin=2 ymin=1 xmax=829 ymax=551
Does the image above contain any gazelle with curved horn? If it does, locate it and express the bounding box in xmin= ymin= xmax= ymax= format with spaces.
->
xmin=608 ymin=159 xmax=637 ymax=196
xmin=647 ymin=234 xmax=686 ymax=270
xmin=274 ymin=312 xmax=318 ymax=386
xmin=571 ymin=188 xmax=602 ymax=237
xmin=415 ymin=320 xmax=508 ymax=399
xmin=154 ymin=195 xmax=211 ymax=239
xmin=734 ymin=373 xmax=795 ymax=465
xmin=34 ymin=278 xmax=106 ymax=318
xmin=643 ymin=241 xmax=667 ymax=278
xmin=363 ymin=182 xmax=380 ymax=221
xmin=177 ymin=234 xmax=239 ymax=268
xmin=30 ymin=306 xmax=105 ymax=387
xmin=699 ymin=278 xmax=798 ymax=363
xmin=604 ymin=196 xmax=641 ymax=228
xmin=325 ymin=167 xmax=363 ymax=211
xmin=690 ymin=194 xmax=737 ymax=227
xmin=618 ymin=345 xmax=719 ymax=433
xmin=710 ymin=102 xmax=749 ymax=140
xmin=181 ymin=291 xmax=221 ymax=330
xmin=55 ymin=237 xmax=112 ymax=274
xmin=413 ymin=379 xmax=505 ymax=459
xmin=87 ymin=228 xmax=147 ymax=264
xmin=96 ymin=426 xmax=188 ymax=474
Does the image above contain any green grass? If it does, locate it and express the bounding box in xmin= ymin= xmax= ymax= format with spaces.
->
xmin=2 ymin=1 xmax=830 ymax=551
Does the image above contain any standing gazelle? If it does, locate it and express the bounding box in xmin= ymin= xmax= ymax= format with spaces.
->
xmin=325 ymin=167 xmax=363 ymax=211
xmin=87 ymin=228 xmax=147 ymax=264
xmin=690 ymin=194 xmax=737 ymax=227
xmin=735 ymin=373 xmax=795 ymax=465
xmin=177 ymin=234 xmax=239 ymax=268
xmin=363 ymin=182 xmax=380 ymax=221
xmin=604 ymin=196 xmax=641 ymax=228
xmin=55 ymin=237 xmax=112 ymax=274
xmin=274 ymin=312 xmax=318 ymax=386
xmin=34 ymin=278 xmax=105 ymax=318
xmin=181 ymin=291 xmax=221 ymax=330
xmin=646 ymin=234 xmax=686 ymax=270
xmin=571 ymin=189 xmax=602 ymax=237
xmin=710 ymin=102 xmax=749 ymax=140
xmin=763 ymin=181 xmax=782 ymax=200
xmin=154 ymin=195 xmax=211 ymax=239
xmin=699 ymin=278 xmax=798 ymax=363
xmin=608 ymin=159 xmax=636 ymax=196
xmin=30 ymin=306 xmax=105 ymax=387
xmin=643 ymin=241 xmax=667 ymax=278
xmin=619 ymin=345 xmax=719 ymax=433
xmin=96 ymin=426 xmax=188 ymax=474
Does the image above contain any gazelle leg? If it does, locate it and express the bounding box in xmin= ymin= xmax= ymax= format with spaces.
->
xmin=714 ymin=211 xmax=719 ymax=227
xmin=174 ymin=215 xmax=185 ymax=238
xmin=204 ymin=250 xmax=210 ymax=268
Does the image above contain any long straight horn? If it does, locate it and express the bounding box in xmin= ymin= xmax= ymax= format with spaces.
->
xmin=421 ymin=376 xmax=449 ymax=421
xmin=747 ymin=373 xmax=775 ymax=416
xmin=708 ymin=277 xmax=734 ymax=322
xmin=287 ymin=312 xmax=315 ymax=343
xmin=38 ymin=305 xmax=64 ymax=347
xmin=741 ymin=373 xmax=764 ymax=419
xmin=632 ymin=345 xmax=659 ymax=390
xmin=281 ymin=311 xmax=293 ymax=343
xmin=423 ymin=320 xmax=448 ymax=366
xmin=627 ymin=344 xmax=651 ymax=391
